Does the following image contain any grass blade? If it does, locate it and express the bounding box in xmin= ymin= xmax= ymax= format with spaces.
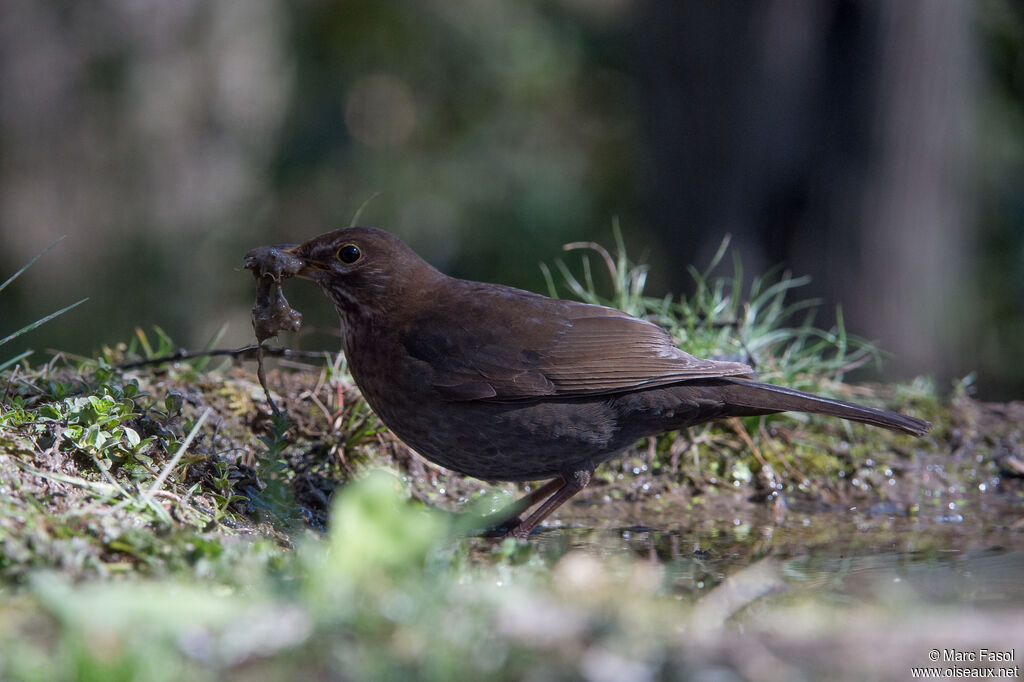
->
xmin=140 ymin=408 xmax=211 ymax=506
xmin=0 ymin=348 xmax=33 ymax=371
xmin=0 ymin=236 xmax=67 ymax=294
xmin=350 ymin=192 xmax=382 ymax=226
xmin=0 ymin=298 xmax=88 ymax=347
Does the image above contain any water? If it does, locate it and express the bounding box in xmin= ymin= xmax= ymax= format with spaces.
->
xmin=489 ymin=496 xmax=1024 ymax=681
xmin=529 ymin=498 xmax=1024 ymax=604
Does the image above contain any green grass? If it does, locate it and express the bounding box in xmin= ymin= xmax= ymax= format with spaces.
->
xmin=1 ymin=237 xmax=87 ymax=371
xmin=542 ymin=224 xmax=879 ymax=389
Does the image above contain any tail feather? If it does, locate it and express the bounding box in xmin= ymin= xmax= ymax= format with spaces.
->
xmin=720 ymin=378 xmax=930 ymax=436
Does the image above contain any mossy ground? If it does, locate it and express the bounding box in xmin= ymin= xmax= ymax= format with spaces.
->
xmin=1 ymin=348 xmax=1022 ymax=681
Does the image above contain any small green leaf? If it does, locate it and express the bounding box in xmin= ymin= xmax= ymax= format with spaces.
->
xmin=87 ymin=395 xmax=108 ymax=413
xmin=82 ymin=424 xmax=108 ymax=450
xmin=165 ymin=393 xmax=184 ymax=414
xmin=37 ymin=405 xmax=62 ymax=420
xmin=123 ymin=381 xmax=139 ymax=398
xmin=123 ymin=427 xmax=141 ymax=448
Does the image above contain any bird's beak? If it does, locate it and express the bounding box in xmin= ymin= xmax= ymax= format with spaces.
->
xmin=280 ymin=244 xmax=326 ymax=280
xmin=244 ymin=244 xmax=323 ymax=282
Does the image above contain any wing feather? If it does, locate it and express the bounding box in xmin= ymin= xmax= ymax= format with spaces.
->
xmin=401 ymin=282 xmax=754 ymax=402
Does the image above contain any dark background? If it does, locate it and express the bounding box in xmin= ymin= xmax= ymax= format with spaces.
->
xmin=1 ymin=0 xmax=1022 ymax=398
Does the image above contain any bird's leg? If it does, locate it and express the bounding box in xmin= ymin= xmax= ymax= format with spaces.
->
xmin=481 ymin=477 xmax=563 ymax=536
xmin=509 ymin=469 xmax=591 ymax=539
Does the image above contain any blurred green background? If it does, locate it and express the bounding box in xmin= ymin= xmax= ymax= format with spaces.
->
xmin=1 ymin=0 xmax=1022 ymax=398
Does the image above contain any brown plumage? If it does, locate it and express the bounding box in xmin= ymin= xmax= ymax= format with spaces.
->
xmin=246 ymin=227 xmax=929 ymax=538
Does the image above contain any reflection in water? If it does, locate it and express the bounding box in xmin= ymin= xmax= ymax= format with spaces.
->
xmin=517 ymin=499 xmax=1024 ymax=608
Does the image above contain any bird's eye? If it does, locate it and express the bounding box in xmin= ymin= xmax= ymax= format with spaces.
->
xmin=336 ymin=244 xmax=362 ymax=264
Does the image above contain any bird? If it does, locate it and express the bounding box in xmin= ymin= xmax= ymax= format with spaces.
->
xmin=245 ymin=227 xmax=929 ymax=538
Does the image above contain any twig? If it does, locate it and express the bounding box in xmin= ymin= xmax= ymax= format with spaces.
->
xmin=116 ymin=345 xmax=326 ymax=370
xmin=728 ymin=418 xmax=769 ymax=471
xmin=255 ymin=343 xmax=282 ymax=415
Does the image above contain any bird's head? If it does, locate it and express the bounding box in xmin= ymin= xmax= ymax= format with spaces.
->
xmin=273 ymin=226 xmax=443 ymax=314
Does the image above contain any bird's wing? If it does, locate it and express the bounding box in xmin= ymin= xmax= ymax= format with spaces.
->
xmin=400 ymin=284 xmax=754 ymax=402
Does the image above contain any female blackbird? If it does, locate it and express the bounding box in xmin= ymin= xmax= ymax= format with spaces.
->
xmin=247 ymin=227 xmax=929 ymax=538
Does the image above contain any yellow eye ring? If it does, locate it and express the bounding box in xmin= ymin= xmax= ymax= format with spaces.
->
xmin=336 ymin=243 xmax=362 ymax=264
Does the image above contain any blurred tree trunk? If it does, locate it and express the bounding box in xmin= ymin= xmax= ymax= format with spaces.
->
xmin=857 ymin=0 xmax=975 ymax=381
xmin=635 ymin=0 xmax=976 ymax=384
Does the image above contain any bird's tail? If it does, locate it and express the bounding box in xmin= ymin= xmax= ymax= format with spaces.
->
xmin=717 ymin=378 xmax=930 ymax=436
